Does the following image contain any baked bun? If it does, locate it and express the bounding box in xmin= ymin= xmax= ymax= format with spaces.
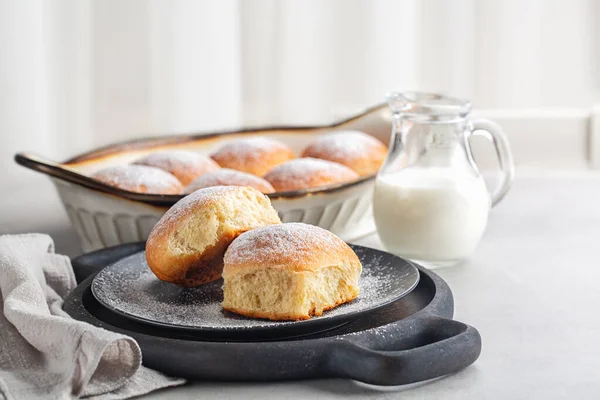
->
xmin=146 ymin=186 xmax=281 ymax=287
xmin=301 ymin=131 xmax=388 ymax=176
xmin=133 ymin=150 xmax=220 ymax=186
xmin=263 ymin=158 xmax=359 ymax=192
xmin=91 ymin=165 xmax=183 ymax=194
xmin=222 ymin=223 xmax=362 ymax=321
xmin=210 ymin=137 xmax=295 ymax=176
xmin=183 ymin=169 xmax=275 ymax=194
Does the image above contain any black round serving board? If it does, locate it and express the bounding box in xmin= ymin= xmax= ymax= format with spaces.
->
xmin=64 ymin=242 xmax=482 ymax=386
xmin=90 ymin=246 xmax=419 ymax=336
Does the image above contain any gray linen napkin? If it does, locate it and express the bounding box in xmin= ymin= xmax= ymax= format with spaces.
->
xmin=0 ymin=234 xmax=185 ymax=399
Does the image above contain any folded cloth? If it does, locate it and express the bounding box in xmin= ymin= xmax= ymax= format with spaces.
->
xmin=0 ymin=234 xmax=185 ymax=399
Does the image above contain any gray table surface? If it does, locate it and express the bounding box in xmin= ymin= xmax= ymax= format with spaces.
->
xmin=1 ymin=170 xmax=599 ymax=399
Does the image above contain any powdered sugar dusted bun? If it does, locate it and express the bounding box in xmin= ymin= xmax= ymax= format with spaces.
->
xmin=222 ymin=222 xmax=362 ymax=321
xmin=133 ymin=150 xmax=220 ymax=186
xmin=210 ymin=137 xmax=295 ymax=176
xmin=301 ymin=130 xmax=388 ymax=176
xmin=183 ymin=168 xmax=275 ymax=194
xmin=146 ymin=186 xmax=281 ymax=287
xmin=91 ymin=165 xmax=183 ymax=194
xmin=263 ymin=158 xmax=359 ymax=192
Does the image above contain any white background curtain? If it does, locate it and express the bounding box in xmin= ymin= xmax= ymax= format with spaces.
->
xmin=1 ymin=0 xmax=598 ymax=190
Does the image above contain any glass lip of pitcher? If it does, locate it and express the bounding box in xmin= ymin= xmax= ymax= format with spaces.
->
xmin=386 ymin=91 xmax=472 ymax=120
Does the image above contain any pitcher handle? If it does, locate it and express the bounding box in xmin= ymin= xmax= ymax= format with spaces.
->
xmin=466 ymin=118 xmax=515 ymax=207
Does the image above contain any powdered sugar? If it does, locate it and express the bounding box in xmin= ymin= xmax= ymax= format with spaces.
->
xmin=212 ymin=137 xmax=292 ymax=161
xmin=263 ymin=158 xmax=359 ymax=191
xmin=183 ymin=169 xmax=275 ymax=194
xmin=134 ymin=150 xmax=219 ymax=174
xmin=210 ymin=136 xmax=296 ymax=176
xmin=132 ymin=150 xmax=220 ymax=185
xmin=91 ymin=164 xmax=183 ymax=194
xmin=302 ymin=130 xmax=386 ymax=161
xmin=224 ymin=223 xmax=343 ymax=267
xmin=151 ymin=186 xmax=253 ymax=234
xmin=91 ymin=245 xmax=419 ymax=331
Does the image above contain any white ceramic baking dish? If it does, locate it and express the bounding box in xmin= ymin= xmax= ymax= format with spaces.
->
xmin=15 ymin=104 xmax=392 ymax=252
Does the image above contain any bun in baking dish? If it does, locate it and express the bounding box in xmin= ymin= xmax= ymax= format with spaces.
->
xmin=301 ymin=130 xmax=388 ymax=176
xmin=210 ymin=137 xmax=295 ymax=176
xmin=133 ymin=150 xmax=220 ymax=186
xmin=263 ymin=158 xmax=359 ymax=192
xmin=91 ymin=165 xmax=183 ymax=194
xmin=222 ymin=223 xmax=362 ymax=321
xmin=183 ymin=168 xmax=275 ymax=194
xmin=146 ymin=186 xmax=281 ymax=287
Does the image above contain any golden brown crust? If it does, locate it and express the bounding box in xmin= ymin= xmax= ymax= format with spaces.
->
xmin=133 ymin=150 xmax=220 ymax=186
xmin=210 ymin=137 xmax=295 ymax=176
xmin=301 ymin=131 xmax=388 ymax=176
xmin=145 ymin=186 xmax=281 ymax=287
xmin=183 ymin=169 xmax=275 ymax=194
xmin=147 ymin=230 xmax=235 ymax=287
xmin=91 ymin=165 xmax=183 ymax=194
xmin=223 ymin=223 xmax=360 ymax=277
xmin=262 ymin=158 xmax=359 ymax=192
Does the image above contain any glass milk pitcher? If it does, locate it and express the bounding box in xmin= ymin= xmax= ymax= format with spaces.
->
xmin=373 ymin=91 xmax=514 ymax=268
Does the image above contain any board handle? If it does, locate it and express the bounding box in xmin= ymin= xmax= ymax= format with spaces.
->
xmin=71 ymin=242 xmax=146 ymax=283
xmin=330 ymin=315 xmax=481 ymax=386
